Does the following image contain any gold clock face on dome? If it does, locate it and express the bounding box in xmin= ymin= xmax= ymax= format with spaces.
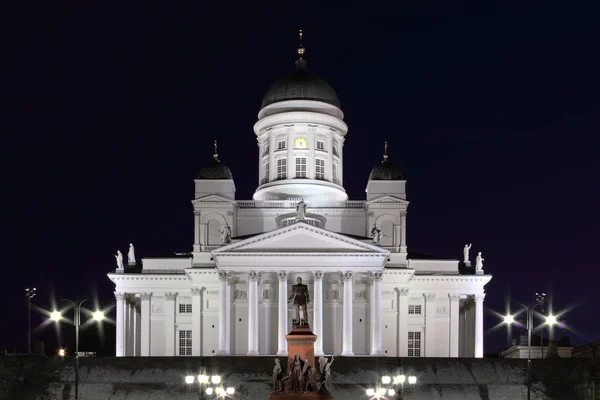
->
xmin=294 ymin=137 xmax=309 ymax=149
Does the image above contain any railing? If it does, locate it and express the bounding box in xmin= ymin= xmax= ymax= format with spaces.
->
xmin=278 ymin=217 xmax=324 ymax=228
xmin=236 ymin=200 xmax=365 ymax=209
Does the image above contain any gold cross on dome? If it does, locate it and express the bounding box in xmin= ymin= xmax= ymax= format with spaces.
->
xmin=213 ymin=140 xmax=219 ymax=161
xmin=383 ymin=141 xmax=389 ymax=161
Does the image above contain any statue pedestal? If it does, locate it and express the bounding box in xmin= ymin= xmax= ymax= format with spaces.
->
xmin=268 ymin=325 xmax=334 ymax=400
xmin=464 ymin=261 xmax=471 ymax=267
xmin=476 ymin=270 xmax=483 ymax=275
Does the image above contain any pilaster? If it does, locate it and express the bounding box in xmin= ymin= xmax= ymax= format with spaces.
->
xmin=164 ymin=292 xmax=178 ymax=356
xmin=140 ymin=292 xmax=152 ymax=357
xmin=115 ymin=292 xmax=126 ymax=357
xmin=449 ymin=294 xmax=461 ymax=357
xmin=247 ymin=271 xmax=260 ymax=355
xmin=474 ymin=293 xmax=485 ymax=358
xmin=191 ymin=287 xmax=203 ymax=356
xmin=217 ymin=271 xmax=230 ymax=355
xmin=370 ymin=272 xmax=384 ymax=355
xmin=341 ymin=271 xmax=354 ymax=356
xmin=423 ymin=293 xmax=436 ymax=357
xmin=396 ymin=288 xmax=409 ymax=357
xmin=313 ymin=271 xmax=324 ymax=356
xmin=277 ymin=272 xmax=289 ymax=356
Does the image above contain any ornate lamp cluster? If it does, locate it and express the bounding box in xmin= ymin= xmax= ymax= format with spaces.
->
xmin=366 ymin=373 xmax=417 ymax=398
xmin=185 ymin=373 xmax=235 ymax=398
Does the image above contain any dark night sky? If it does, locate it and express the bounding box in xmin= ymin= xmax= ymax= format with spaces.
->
xmin=3 ymin=2 xmax=599 ymax=355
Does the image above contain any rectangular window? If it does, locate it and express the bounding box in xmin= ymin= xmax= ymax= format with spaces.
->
xmin=277 ymin=140 xmax=286 ymax=150
xmin=179 ymin=330 xmax=192 ymax=356
xmin=332 ymin=163 xmax=338 ymax=184
xmin=263 ymin=143 xmax=270 ymax=157
xmin=316 ymin=140 xmax=325 ymax=151
xmin=264 ymin=162 xmax=270 ymax=182
xmin=315 ymin=159 xmax=325 ymax=180
xmin=408 ymin=331 xmax=421 ymax=357
xmin=277 ymin=159 xmax=287 ymax=179
xmin=295 ymin=158 xmax=307 ymax=178
xmin=179 ymin=304 xmax=192 ymax=313
xmin=408 ymin=305 xmax=422 ymax=315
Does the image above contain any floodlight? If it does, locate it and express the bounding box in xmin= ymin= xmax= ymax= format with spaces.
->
xmin=546 ymin=315 xmax=557 ymax=326
xmin=388 ymin=388 xmax=396 ymax=396
xmin=211 ymin=375 xmax=221 ymax=384
xmin=408 ymin=376 xmax=417 ymax=385
xmin=215 ymin=386 xmax=224 ymax=395
xmin=185 ymin=375 xmax=194 ymax=384
xmin=205 ymin=387 xmax=214 ymax=395
xmin=503 ymin=314 xmax=515 ymax=324
xmin=381 ymin=375 xmax=391 ymax=384
xmin=51 ymin=311 xmax=62 ymax=321
xmin=377 ymin=387 xmax=386 ymax=395
xmin=198 ymin=374 xmax=209 ymax=384
xmin=58 ymin=349 xmax=66 ymax=357
xmin=394 ymin=374 xmax=405 ymax=384
xmin=366 ymin=388 xmax=375 ymax=396
xmin=92 ymin=311 xmax=105 ymax=321
xmin=226 ymin=387 xmax=235 ymax=395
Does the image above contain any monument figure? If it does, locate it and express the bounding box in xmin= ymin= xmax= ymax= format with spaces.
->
xmin=115 ymin=250 xmax=124 ymax=270
xmin=288 ymin=277 xmax=310 ymax=326
xmin=272 ymin=358 xmax=283 ymax=392
xmin=288 ymin=354 xmax=304 ymax=392
xmin=220 ymin=224 xmax=232 ymax=244
xmin=128 ymin=243 xmax=136 ymax=265
xmin=475 ymin=251 xmax=484 ymax=271
xmin=295 ymin=199 xmax=307 ymax=221
xmin=463 ymin=243 xmax=472 ymax=263
xmin=370 ymin=224 xmax=382 ymax=244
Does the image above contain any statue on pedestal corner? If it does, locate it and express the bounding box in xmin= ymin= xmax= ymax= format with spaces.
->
xmin=115 ymin=251 xmax=124 ymax=270
xmin=128 ymin=243 xmax=136 ymax=265
xmin=370 ymin=224 xmax=382 ymax=244
xmin=475 ymin=252 xmax=484 ymax=272
xmin=463 ymin=243 xmax=472 ymax=264
xmin=219 ymin=224 xmax=232 ymax=244
xmin=295 ymin=199 xmax=307 ymax=221
xmin=271 ymin=358 xmax=282 ymax=392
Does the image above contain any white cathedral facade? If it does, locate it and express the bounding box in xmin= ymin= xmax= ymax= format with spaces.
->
xmin=108 ymin=45 xmax=491 ymax=359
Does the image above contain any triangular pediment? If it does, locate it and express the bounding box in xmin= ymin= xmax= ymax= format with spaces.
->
xmin=212 ymin=223 xmax=389 ymax=254
xmin=367 ymin=195 xmax=409 ymax=206
xmin=191 ymin=194 xmax=235 ymax=204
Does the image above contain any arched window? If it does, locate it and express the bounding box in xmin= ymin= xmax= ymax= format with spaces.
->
xmin=207 ymin=218 xmax=222 ymax=246
xmin=379 ymin=219 xmax=394 ymax=247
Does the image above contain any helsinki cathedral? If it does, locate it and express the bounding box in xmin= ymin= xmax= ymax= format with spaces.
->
xmin=108 ymin=33 xmax=491 ymax=359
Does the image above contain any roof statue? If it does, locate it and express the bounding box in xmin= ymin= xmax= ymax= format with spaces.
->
xmin=128 ymin=243 xmax=136 ymax=265
xmin=475 ymin=252 xmax=484 ymax=272
xmin=115 ymin=250 xmax=124 ymax=270
xmin=295 ymin=199 xmax=307 ymax=221
xmin=463 ymin=243 xmax=472 ymax=264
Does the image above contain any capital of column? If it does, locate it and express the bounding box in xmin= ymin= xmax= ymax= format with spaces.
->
xmin=475 ymin=293 xmax=486 ymax=302
xmin=341 ymin=271 xmax=354 ymax=282
xmin=449 ymin=294 xmax=461 ymax=302
xmin=165 ymin=292 xmax=178 ymax=301
xmin=218 ymin=271 xmax=229 ymax=281
xmin=115 ymin=291 xmax=126 ymax=301
xmin=423 ymin=293 xmax=436 ymax=301
xmin=313 ymin=271 xmax=324 ymax=280
xmin=191 ymin=287 xmax=205 ymax=296
xmin=140 ymin=292 xmax=152 ymax=301
xmin=193 ymin=210 xmax=201 ymax=216
xmin=371 ymin=271 xmax=384 ymax=281
xmin=248 ymin=271 xmax=260 ymax=281
xmin=395 ymin=287 xmax=409 ymax=296
xmin=278 ymin=272 xmax=289 ymax=281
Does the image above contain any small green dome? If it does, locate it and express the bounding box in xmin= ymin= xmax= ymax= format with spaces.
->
xmin=369 ymin=160 xmax=404 ymax=181
xmin=197 ymin=159 xmax=233 ymax=180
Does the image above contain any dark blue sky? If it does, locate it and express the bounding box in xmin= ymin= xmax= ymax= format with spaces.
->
xmin=3 ymin=2 xmax=599 ymax=355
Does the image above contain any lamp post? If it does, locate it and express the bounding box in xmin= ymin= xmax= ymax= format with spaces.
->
xmin=25 ymin=288 xmax=36 ymax=354
xmin=366 ymin=373 xmax=417 ymax=399
xmin=185 ymin=373 xmax=235 ymax=399
xmin=503 ymin=292 xmax=556 ymax=400
xmin=51 ymin=299 xmax=105 ymax=400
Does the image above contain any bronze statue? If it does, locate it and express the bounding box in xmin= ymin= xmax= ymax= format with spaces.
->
xmin=288 ymin=276 xmax=310 ymax=326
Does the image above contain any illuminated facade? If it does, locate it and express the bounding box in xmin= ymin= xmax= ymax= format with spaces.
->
xmin=108 ymin=39 xmax=491 ymax=358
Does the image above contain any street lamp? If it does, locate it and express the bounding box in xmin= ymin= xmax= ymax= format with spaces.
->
xmin=185 ymin=374 xmax=235 ymax=399
xmin=51 ymin=299 xmax=105 ymax=400
xmin=366 ymin=373 xmax=417 ymax=399
xmin=25 ymin=288 xmax=36 ymax=353
xmin=503 ymin=292 xmax=554 ymax=400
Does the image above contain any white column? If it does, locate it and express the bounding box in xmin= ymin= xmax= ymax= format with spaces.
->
xmin=115 ymin=292 xmax=125 ymax=357
xmin=338 ymin=137 xmax=344 ymax=185
xmin=449 ymin=294 xmax=460 ymax=357
xmin=277 ymin=272 xmax=289 ymax=356
xmin=127 ymin=299 xmax=135 ymax=356
xmin=193 ymin=211 xmax=201 ymax=252
xmin=134 ymin=302 xmax=140 ymax=356
xmin=424 ymin=293 xmax=436 ymax=357
xmin=225 ymin=277 xmax=231 ymax=353
xmin=123 ymin=297 xmax=129 ymax=356
xmin=269 ymin=134 xmax=276 ymax=181
xmin=308 ymin=133 xmax=316 ymax=179
xmin=218 ymin=272 xmax=230 ymax=355
xmin=286 ymin=133 xmax=293 ymax=180
xmin=474 ymin=293 xmax=485 ymax=358
xmin=341 ymin=272 xmax=354 ymax=356
xmin=191 ymin=287 xmax=203 ymax=356
xmin=400 ymin=212 xmax=407 ymax=252
xmin=326 ymin=134 xmax=333 ymax=181
xmin=140 ymin=292 xmax=152 ymax=356
xmin=313 ymin=272 xmax=324 ymax=356
xmin=164 ymin=292 xmax=177 ymax=356
xmin=247 ymin=271 xmax=260 ymax=355
xmin=370 ymin=272 xmax=384 ymax=355
xmin=396 ymin=288 xmax=409 ymax=357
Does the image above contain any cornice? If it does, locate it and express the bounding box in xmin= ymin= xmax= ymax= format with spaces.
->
xmin=109 ymin=275 xmax=190 ymax=282
xmin=254 ymin=112 xmax=348 ymax=136
xmin=215 ymin=253 xmax=387 ymax=258
xmin=411 ymin=275 xmax=492 ymax=283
